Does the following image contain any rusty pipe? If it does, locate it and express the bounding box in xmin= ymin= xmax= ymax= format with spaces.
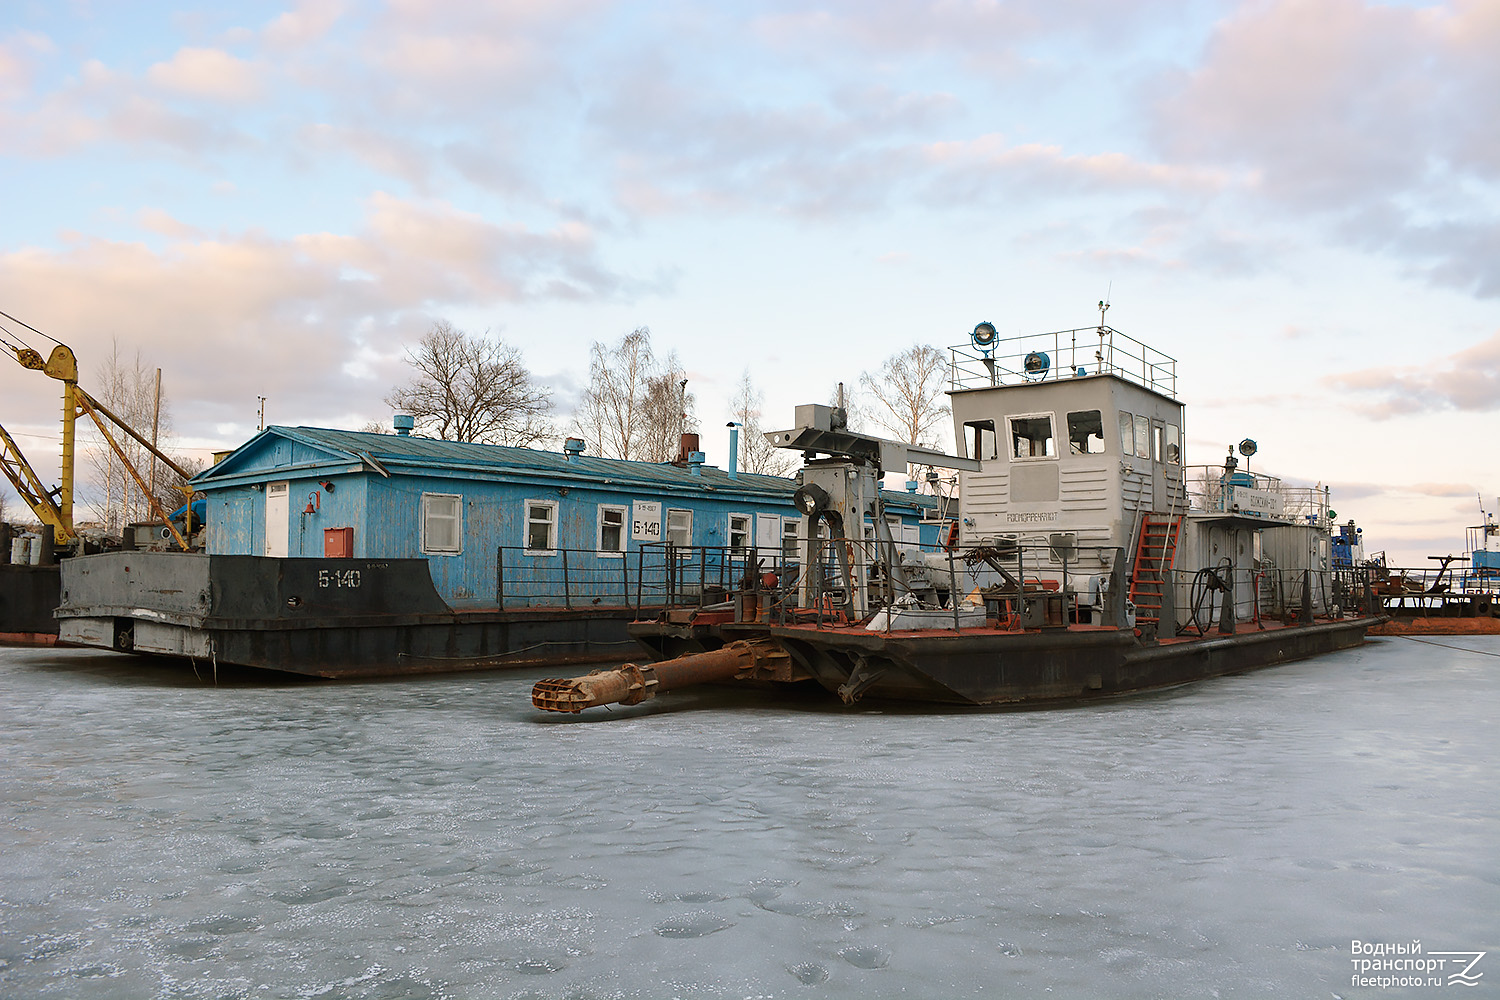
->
xmin=532 ymin=640 xmax=790 ymax=714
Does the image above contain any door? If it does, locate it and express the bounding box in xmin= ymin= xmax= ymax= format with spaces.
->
xmin=265 ymin=481 xmax=289 ymax=557
xmin=755 ymin=513 xmax=781 ymax=569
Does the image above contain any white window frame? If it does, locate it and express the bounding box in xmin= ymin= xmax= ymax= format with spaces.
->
xmin=728 ymin=512 xmax=751 ymax=555
xmin=524 ymin=498 xmax=558 ymax=556
xmin=598 ymin=504 xmax=626 ymax=558
xmin=421 ymin=492 xmax=463 ymax=555
xmin=665 ymin=508 xmax=692 ymax=546
xmin=782 ymin=517 xmax=800 ymax=562
xmin=1008 ymin=412 xmax=1057 ymax=461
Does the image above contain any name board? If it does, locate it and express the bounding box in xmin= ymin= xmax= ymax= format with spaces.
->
xmin=1226 ymin=485 xmax=1283 ymax=517
xmin=632 ymin=500 xmax=662 ymax=541
xmin=1007 ymin=511 xmax=1059 ymax=523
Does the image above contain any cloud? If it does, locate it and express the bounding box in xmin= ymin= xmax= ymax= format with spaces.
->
xmin=263 ymin=0 xmax=347 ymax=50
xmin=1153 ymin=0 xmax=1500 ymax=296
xmin=920 ymin=135 xmax=1236 ymax=210
xmin=146 ymin=47 xmax=263 ymax=102
xmin=0 ymin=31 xmax=53 ymax=100
xmin=0 ymin=196 xmax=636 ymax=438
xmin=1327 ymin=329 xmax=1500 ymax=418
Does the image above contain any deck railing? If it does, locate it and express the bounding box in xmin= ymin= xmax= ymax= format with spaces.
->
xmin=949 ymin=325 xmax=1177 ymax=397
xmin=499 ymin=538 xmax=1398 ymax=632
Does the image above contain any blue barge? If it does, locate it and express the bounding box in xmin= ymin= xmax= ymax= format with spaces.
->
xmin=55 ymin=426 xmax=938 ymax=676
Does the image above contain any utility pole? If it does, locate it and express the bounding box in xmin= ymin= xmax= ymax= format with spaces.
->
xmin=149 ymin=367 xmax=161 ymax=508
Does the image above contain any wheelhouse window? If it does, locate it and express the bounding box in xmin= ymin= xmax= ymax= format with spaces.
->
xmin=1066 ymin=410 xmax=1106 ymax=455
xmin=666 ymin=508 xmax=692 ymax=547
xmin=1134 ymin=414 xmax=1151 ymax=459
xmin=1118 ymin=410 xmax=1134 ymax=455
xmin=1164 ymin=422 xmax=1181 ymax=464
xmin=421 ymin=493 xmax=462 ymax=555
xmin=525 ymin=500 xmax=557 ymax=553
xmin=1008 ymin=414 xmax=1055 ymax=460
xmin=598 ymin=504 xmax=625 ymax=556
xmin=963 ymin=419 xmax=998 ymax=461
xmin=728 ymin=513 xmax=751 ymax=555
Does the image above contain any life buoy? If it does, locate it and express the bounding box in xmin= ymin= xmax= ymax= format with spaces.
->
xmin=944 ymin=521 xmax=960 ymax=550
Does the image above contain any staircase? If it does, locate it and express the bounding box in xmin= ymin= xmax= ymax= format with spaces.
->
xmin=1128 ymin=513 xmax=1181 ymax=627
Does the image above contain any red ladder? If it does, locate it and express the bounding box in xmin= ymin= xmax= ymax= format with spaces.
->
xmin=1128 ymin=513 xmax=1181 ymax=626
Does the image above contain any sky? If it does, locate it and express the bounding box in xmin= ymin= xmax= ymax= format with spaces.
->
xmin=0 ymin=0 xmax=1496 ymax=565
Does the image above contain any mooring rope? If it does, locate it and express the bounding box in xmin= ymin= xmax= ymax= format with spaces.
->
xmin=1394 ymin=634 xmax=1500 ymax=658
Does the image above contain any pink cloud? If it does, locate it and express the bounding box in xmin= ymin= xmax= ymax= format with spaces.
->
xmin=1327 ymin=329 xmax=1500 ymax=418
xmin=145 ymin=47 xmax=263 ymax=102
xmin=263 ymin=0 xmax=347 ymax=50
xmin=0 ymin=195 xmax=632 ymax=435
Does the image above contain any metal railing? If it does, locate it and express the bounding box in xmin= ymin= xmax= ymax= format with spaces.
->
xmin=950 ymin=325 xmax=1177 ymax=397
xmin=1350 ymin=558 xmax=1499 ymax=618
xmin=1183 ymin=466 xmax=1332 ymax=525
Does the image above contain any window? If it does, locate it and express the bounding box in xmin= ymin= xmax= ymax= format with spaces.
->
xmin=422 ymin=493 xmax=463 ymax=555
xmin=1164 ymin=423 xmax=1181 ymax=464
xmin=1008 ymin=414 xmax=1055 ymax=460
xmin=782 ymin=518 xmax=799 ymax=561
xmin=598 ymin=505 xmax=626 ymax=556
xmin=1133 ymin=414 xmax=1151 ymax=459
xmin=964 ymin=419 xmax=998 ymax=461
xmin=728 ymin=513 xmax=751 ymax=555
xmin=1118 ymin=411 xmax=1134 ymax=455
xmin=525 ymin=500 xmax=557 ymax=553
xmin=666 ymin=508 xmax=692 ymax=547
xmin=1066 ymin=410 xmax=1106 ymax=455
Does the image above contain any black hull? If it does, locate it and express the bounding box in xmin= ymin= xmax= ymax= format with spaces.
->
xmin=0 ymin=564 xmax=61 ymax=642
xmin=57 ymin=552 xmax=638 ymax=678
xmin=767 ymin=617 xmax=1380 ymax=706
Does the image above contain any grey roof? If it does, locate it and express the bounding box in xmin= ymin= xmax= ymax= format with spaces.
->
xmin=197 ymin=425 xmax=937 ymax=510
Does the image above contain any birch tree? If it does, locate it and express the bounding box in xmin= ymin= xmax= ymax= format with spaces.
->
xmin=85 ymin=342 xmax=180 ymax=532
xmin=574 ymin=327 xmax=697 ymax=461
xmin=859 ymin=344 xmax=952 ymax=481
xmin=385 ymin=320 xmax=553 ymax=446
xmin=859 ymin=345 xmax=950 ymax=446
xmin=730 ymin=370 xmax=797 ymax=477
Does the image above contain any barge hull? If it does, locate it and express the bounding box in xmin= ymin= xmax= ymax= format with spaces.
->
xmin=57 ymin=552 xmax=637 ymax=677
xmin=0 ymin=564 xmax=61 ymax=643
xmin=767 ymin=617 xmax=1379 ymax=707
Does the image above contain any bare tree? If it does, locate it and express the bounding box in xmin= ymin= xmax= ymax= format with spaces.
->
xmin=574 ymin=327 xmax=697 ymax=461
xmin=85 ymin=341 xmax=175 ymax=533
xmin=730 ymin=370 xmax=797 ymax=477
xmin=385 ymin=320 xmax=553 ymax=446
xmin=639 ymin=355 xmax=696 ymax=463
xmin=859 ymin=345 xmax=952 ymax=483
xmin=860 ymin=345 xmax=950 ymax=442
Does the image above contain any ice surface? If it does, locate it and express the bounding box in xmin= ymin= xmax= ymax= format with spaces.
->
xmin=1 ymin=636 xmax=1496 ymax=998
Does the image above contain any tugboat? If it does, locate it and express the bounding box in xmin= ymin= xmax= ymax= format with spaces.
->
xmin=533 ymin=313 xmax=1383 ymax=713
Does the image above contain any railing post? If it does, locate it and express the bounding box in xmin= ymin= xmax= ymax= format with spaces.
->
xmin=948 ymin=545 xmax=960 ymax=632
xmin=495 ymin=546 xmax=505 ymax=610
xmin=562 ymin=548 xmax=572 ymax=609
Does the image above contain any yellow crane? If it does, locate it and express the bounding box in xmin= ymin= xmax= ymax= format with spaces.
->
xmin=1 ymin=310 xmax=194 ymax=551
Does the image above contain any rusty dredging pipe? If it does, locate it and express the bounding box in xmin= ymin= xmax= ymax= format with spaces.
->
xmin=532 ymin=640 xmax=789 ymax=714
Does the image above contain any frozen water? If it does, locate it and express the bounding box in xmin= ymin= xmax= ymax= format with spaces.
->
xmin=1 ymin=636 xmax=1496 ymax=998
